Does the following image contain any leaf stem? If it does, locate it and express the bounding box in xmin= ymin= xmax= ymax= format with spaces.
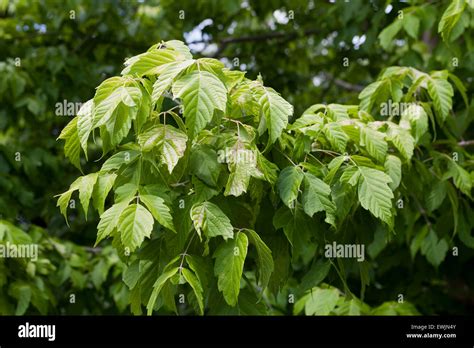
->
xmin=411 ymin=194 xmax=432 ymax=228
xmin=276 ymin=148 xmax=298 ymax=167
xmin=178 ymin=233 xmax=196 ymax=276
xmin=312 ymin=148 xmax=341 ymax=157
xmin=306 ymin=152 xmax=324 ymax=166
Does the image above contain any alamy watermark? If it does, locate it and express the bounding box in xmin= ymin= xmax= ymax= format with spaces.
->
xmin=217 ymin=147 xmax=256 ymax=164
xmin=324 ymin=241 xmax=365 ymax=262
xmin=18 ymin=322 xmax=55 ymax=341
xmin=55 ymin=99 xmax=83 ymax=117
xmin=380 ymin=100 xmax=422 ymax=117
xmin=0 ymin=242 xmax=38 ymax=261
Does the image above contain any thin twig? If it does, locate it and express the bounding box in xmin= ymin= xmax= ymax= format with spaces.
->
xmin=178 ymin=234 xmax=196 ymax=276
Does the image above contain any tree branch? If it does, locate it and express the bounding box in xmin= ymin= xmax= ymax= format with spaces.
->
xmin=83 ymin=246 xmax=103 ymax=254
xmin=220 ymin=29 xmax=319 ymax=44
xmin=188 ymin=29 xmax=320 ymax=58
xmin=321 ymin=72 xmax=364 ymax=92
xmin=458 ymin=140 xmax=474 ymax=147
xmin=433 ymin=139 xmax=474 ymax=148
xmin=332 ymin=77 xmax=364 ymax=92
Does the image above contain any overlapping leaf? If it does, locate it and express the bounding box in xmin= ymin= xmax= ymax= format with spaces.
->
xmin=172 ymin=70 xmax=227 ymax=136
xmin=213 ymin=232 xmax=248 ymax=306
xmin=191 ymin=202 xmax=234 ymax=240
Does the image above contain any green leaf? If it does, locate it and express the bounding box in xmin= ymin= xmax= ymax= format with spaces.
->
xmin=222 ymin=69 xmax=246 ymax=91
xmin=335 ymin=298 xmax=368 ymax=316
xmin=323 ymin=122 xmax=348 ymax=153
xmin=304 ymin=288 xmax=340 ymax=315
xmin=340 ymin=166 xmax=360 ymax=186
xmin=277 ymin=166 xmax=304 ymax=208
xmin=186 ymin=255 xmax=212 ymax=292
xmin=254 ymin=86 xmax=293 ymax=144
xmin=327 ymin=104 xmax=353 ymax=121
xmin=448 ymin=73 xmax=469 ymax=107
xmin=139 ymin=194 xmax=176 ymax=232
xmin=189 ymin=145 xmax=222 ymax=187
xmin=403 ymin=14 xmax=420 ymax=39
xmin=229 ymin=81 xmax=260 ymax=118
xmin=213 ymin=232 xmax=248 ymax=306
xmin=10 ymin=283 xmax=31 ymax=315
xmin=192 ymin=177 xmax=219 ymax=203
xmin=164 ymin=40 xmax=193 ymax=59
xmin=172 ymin=70 xmax=227 ymax=137
xmin=182 ymin=268 xmax=204 ymax=315
xmin=93 ymin=77 xmax=142 ymax=129
xmin=58 ymin=117 xmax=81 ymax=170
xmin=118 ymin=203 xmax=154 ymax=252
xmin=438 ymin=0 xmax=467 ymax=42
xmin=289 ymin=112 xmax=323 ymax=132
xmin=273 ymin=204 xmax=313 ymax=252
xmin=0 ymin=221 xmax=32 ymax=245
xmin=368 ymin=226 xmax=388 ymax=259
xmin=57 ymin=173 xmax=100 ymax=222
xmin=92 ymin=173 xmax=117 ymax=215
xmin=446 ymin=183 xmax=459 ymax=233
xmin=427 ymin=73 xmax=454 ymax=122
xmin=96 ymin=201 xmax=129 ymax=245
xmin=224 ymin=162 xmax=252 ymax=197
xmin=426 ymin=180 xmax=448 ymax=212
xmin=256 ymin=152 xmax=279 ymax=185
xmin=325 ymin=155 xmax=346 ymax=184
xmin=194 ymin=58 xmax=225 ymax=76
xmin=384 ymin=155 xmax=402 ymax=190
xmin=122 ymin=48 xmax=182 ymax=76
xmin=76 ymin=99 xmax=94 ymax=159
xmin=223 ymin=147 xmax=261 ymax=197
xmin=78 ymin=173 xmax=99 ymax=219
xmin=135 ymin=85 xmax=151 ymax=133
xmin=101 ymin=150 xmax=140 ymax=172
xmin=448 ymin=161 xmax=472 ymax=198
xmin=56 ymin=177 xmax=82 ymax=224
xmin=103 ymin=102 xmax=134 ymax=147
xmin=358 ymin=81 xmax=383 ymax=112
xmin=459 ymin=202 xmax=474 ymax=248
xmin=421 ymin=230 xmax=448 ymax=268
xmin=138 ymin=124 xmax=187 ymax=173
xmin=370 ymin=302 xmax=396 ymax=315
xmin=300 ymin=259 xmax=331 ymax=291
xmin=378 ymin=19 xmax=403 ymax=50
xmin=357 ymin=166 xmax=394 ymax=225
xmin=56 ymin=190 xmax=74 ymax=224
xmin=359 ymin=125 xmax=387 ymax=163
xmin=243 ymin=229 xmax=274 ymax=290
xmin=92 ymin=77 xmax=122 ymax=125
xmin=410 ymin=225 xmax=428 ymax=259
xmin=123 ymin=260 xmax=140 ymax=289
xmin=190 ymin=201 xmax=234 ymax=240
xmin=351 ymin=155 xmax=377 ymax=168
xmin=146 ymin=267 xmax=180 ymax=315
xmin=301 ymin=173 xmax=336 ymax=226
xmin=151 ymin=60 xmax=195 ymax=103
xmin=387 ymin=124 xmax=414 ymax=161
xmin=400 ymin=104 xmax=428 ymax=143
xmin=359 ymin=78 xmax=400 ymax=112
xmin=113 ymin=183 xmax=137 ymax=204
